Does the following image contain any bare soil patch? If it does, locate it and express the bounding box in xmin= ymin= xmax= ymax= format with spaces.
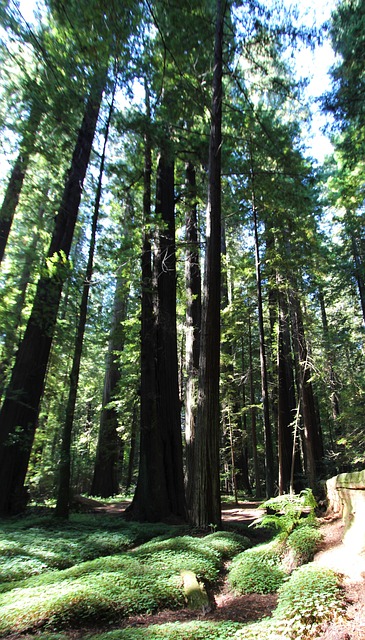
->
xmin=313 ymin=514 xmax=365 ymax=640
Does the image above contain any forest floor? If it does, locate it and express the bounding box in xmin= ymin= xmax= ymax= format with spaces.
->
xmin=6 ymin=500 xmax=365 ymax=639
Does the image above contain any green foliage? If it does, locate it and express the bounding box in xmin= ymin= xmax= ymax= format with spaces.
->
xmin=134 ymin=533 xmax=248 ymax=583
xmin=0 ymin=517 xmax=252 ymax=635
xmin=273 ymin=565 xmax=345 ymax=639
xmin=228 ymin=541 xmax=285 ymax=594
xmin=86 ymin=620 xmax=242 ymax=639
xmin=0 ymin=515 xmax=186 ymax=583
xmin=286 ymin=524 xmax=323 ymax=564
xmin=234 ymin=565 xmax=344 ymax=640
xmin=256 ymin=489 xmax=317 ymax=536
xmin=202 ymin=531 xmax=252 ymax=559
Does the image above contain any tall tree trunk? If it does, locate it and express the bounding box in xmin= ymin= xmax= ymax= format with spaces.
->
xmin=248 ymin=310 xmax=261 ymax=498
xmin=239 ymin=336 xmax=251 ymax=494
xmin=55 ymin=82 xmax=115 ymax=517
xmin=154 ymin=151 xmax=186 ymax=519
xmin=0 ymin=102 xmax=42 ymax=264
xmin=277 ymin=285 xmax=299 ymax=494
xmin=125 ymin=100 xmax=158 ymax=521
xmin=0 ymin=69 xmax=106 ymax=516
xmin=0 ymin=192 xmax=47 ymax=397
xmin=252 ymin=198 xmax=275 ymax=498
xmin=190 ymin=0 xmax=224 ymax=528
xmin=184 ymin=161 xmax=201 ymax=507
xmin=91 ymin=269 xmax=128 ymax=498
xmin=318 ymin=288 xmax=340 ymax=435
xmin=126 ymin=124 xmax=186 ymax=521
xmin=292 ymin=293 xmax=323 ymax=489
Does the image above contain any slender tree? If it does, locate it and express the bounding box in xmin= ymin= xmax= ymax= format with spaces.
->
xmin=55 ymin=80 xmax=116 ymax=517
xmin=0 ymin=68 xmax=107 ymax=515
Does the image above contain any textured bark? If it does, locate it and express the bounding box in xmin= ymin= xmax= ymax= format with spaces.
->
xmin=0 ymin=102 xmax=42 ymax=263
xmin=190 ymin=0 xmax=224 ymax=527
xmin=0 ymin=69 xmax=106 ymax=516
xmin=126 ymin=138 xmax=186 ymax=522
xmin=184 ymin=162 xmax=201 ymax=507
xmin=55 ymin=85 xmax=115 ymax=517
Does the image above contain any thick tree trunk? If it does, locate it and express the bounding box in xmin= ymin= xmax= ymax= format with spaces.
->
xmin=0 ymin=69 xmax=106 ymax=516
xmin=154 ymin=152 xmax=186 ymax=519
xmin=0 ymin=102 xmax=42 ymax=264
xmin=126 ymin=135 xmax=186 ymax=521
xmin=190 ymin=0 xmax=224 ymax=528
xmin=184 ymin=162 xmax=201 ymax=507
xmin=55 ymin=84 xmax=115 ymax=517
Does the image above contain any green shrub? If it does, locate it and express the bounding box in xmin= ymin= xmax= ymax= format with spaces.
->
xmin=286 ymin=524 xmax=322 ymax=564
xmin=274 ymin=564 xmax=345 ymax=638
xmin=0 ymin=515 xmax=186 ymax=584
xmin=87 ymin=620 xmax=243 ymax=639
xmin=0 ymin=564 xmax=184 ymax=634
xmin=256 ymin=489 xmax=317 ymax=536
xmin=228 ymin=542 xmax=285 ymax=594
xmin=202 ymin=531 xmax=251 ymax=559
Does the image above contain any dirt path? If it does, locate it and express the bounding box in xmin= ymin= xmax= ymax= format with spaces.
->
xmin=313 ymin=515 xmax=365 ymax=640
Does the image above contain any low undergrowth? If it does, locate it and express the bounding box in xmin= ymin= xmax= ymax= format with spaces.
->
xmin=0 ymin=494 xmax=345 ymax=639
xmin=0 ymin=516 xmax=250 ymax=636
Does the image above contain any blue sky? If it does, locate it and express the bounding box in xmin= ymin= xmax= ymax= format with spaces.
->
xmin=17 ymin=0 xmax=338 ymax=163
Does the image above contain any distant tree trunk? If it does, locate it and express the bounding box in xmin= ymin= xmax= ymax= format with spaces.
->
xmin=190 ymin=0 xmax=224 ymax=528
xmin=125 ymin=398 xmax=138 ymax=490
xmin=0 ymin=69 xmax=106 ymax=516
xmin=184 ymin=162 xmax=201 ymax=507
xmin=318 ymin=288 xmax=340 ymax=444
xmin=350 ymin=229 xmax=365 ymax=323
xmin=91 ymin=270 xmax=128 ymax=498
xmin=0 ymin=101 xmax=42 ymax=264
xmin=248 ymin=311 xmax=261 ymax=498
xmin=292 ymin=293 xmax=323 ymax=489
xmin=239 ymin=337 xmax=251 ymax=494
xmin=277 ymin=285 xmax=299 ymax=494
xmin=252 ymin=198 xmax=275 ymax=498
xmin=55 ymin=80 xmax=116 ymax=518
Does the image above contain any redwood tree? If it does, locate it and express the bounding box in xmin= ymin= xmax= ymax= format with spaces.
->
xmin=190 ymin=0 xmax=225 ymax=528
